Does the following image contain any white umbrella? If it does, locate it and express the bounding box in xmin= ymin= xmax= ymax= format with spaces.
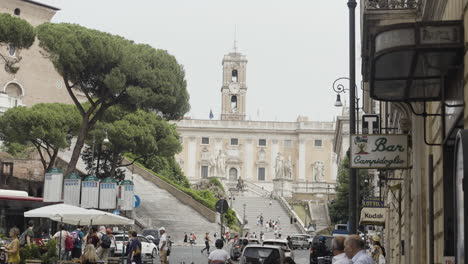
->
xmin=87 ymin=209 xmax=134 ymax=225
xmin=24 ymin=203 xmax=94 ymax=225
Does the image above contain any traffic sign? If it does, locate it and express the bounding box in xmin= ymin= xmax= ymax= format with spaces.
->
xmin=215 ymin=199 xmax=229 ymax=214
xmin=362 ymin=114 xmax=380 ymax=134
xmin=113 ymin=210 xmax=120 ymax=215
xmin=134 ymin=195 xmax=141 ymax=208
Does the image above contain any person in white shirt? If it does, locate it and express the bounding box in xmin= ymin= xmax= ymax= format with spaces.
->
xmin=158 ymin=227 xmax=168 ymax=264
xmin=208 ymin=239 xmax=233 ymax=264
xmin=332 ymin=236 xmax=352 ymax=264
xmin=344 ymin=235 xmax=374 ymax=264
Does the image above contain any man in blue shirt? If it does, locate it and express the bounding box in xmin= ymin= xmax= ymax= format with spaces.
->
xmin=70 ymin=226 xmax=84 ymax=259
xmin=344 ymin=235 xmax=374 ymax=264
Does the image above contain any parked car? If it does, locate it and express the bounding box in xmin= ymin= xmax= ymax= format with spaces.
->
xmin=309 ymin=235 xmax=333 ymax=264
xmin=290 ymin=234 xmax=311 ymax=249
xmin=141 ymin=229 xmax=172 ymax=252
xmin=229 ymin=238 xmax=260 ymax=261
xmin=112 ymin=234 xmax=158 ymax=258
xmin=262 ymin=239 xmax=294 ymax=260
xmin=239 ymin=245 xmax=292 ymax=264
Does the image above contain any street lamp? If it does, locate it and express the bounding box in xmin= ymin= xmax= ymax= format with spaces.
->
xmin=347 ymin=0 xmax=358 ymax=235
xmin=332 ymin=77 xmax=360 ymax=134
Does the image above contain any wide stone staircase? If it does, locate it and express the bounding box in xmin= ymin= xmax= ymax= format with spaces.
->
xmin=58 ymin=143 xmax=218 ymax=243
xmin=232 ymin=195 xmax=302 ymax=239
xmin=309 ymin=201 xmax=331 ymax=232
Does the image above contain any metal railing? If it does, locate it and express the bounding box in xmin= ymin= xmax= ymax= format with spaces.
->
xmin=365 ymin=0 xmax=420 ymax=10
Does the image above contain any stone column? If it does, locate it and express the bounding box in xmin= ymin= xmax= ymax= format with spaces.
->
xmin=187 ymin=137 xmax=197 ymax=179
xmin=245 ymin=139 xmax=254 ymax=180
xmin=298 ymin=139 xmax=306 ymax=181
xmin=271 ymin=140 xmax=279 ymax=181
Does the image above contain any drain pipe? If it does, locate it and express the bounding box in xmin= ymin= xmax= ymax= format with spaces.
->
xmin=428 ymin=154 xmax=434 ymax=264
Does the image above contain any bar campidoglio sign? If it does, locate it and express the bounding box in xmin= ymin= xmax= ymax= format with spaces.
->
xmin=351 ymin=134 xmax=409 ymax=169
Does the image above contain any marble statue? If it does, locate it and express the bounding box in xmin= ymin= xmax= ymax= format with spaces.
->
xmin=216 ymin=150 xmax=226 ymax=176
xmin=284 ymin=156 xmax=293 ymax=179
xmin=275 ymin=152 xmax=284 ymax=179
xmin=313 ymin=161 xmax=325 ymax=182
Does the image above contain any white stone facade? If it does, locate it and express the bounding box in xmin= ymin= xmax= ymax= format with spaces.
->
xmin=175 ymin=50 xmax=337 ymax=196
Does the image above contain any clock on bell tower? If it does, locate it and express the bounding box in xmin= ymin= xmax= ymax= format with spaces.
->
xmin=220 ymin=50 xmax=248 ymax=121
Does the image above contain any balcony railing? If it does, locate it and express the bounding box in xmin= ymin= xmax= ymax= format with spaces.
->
xmin=365 ymin=0 xmax=420 ymax=10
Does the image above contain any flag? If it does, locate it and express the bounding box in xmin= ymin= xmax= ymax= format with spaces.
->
xmin=209 ymin=109 xmax=214 ymax=120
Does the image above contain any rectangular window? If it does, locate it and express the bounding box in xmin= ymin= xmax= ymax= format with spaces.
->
xmin=201 ymin=166 xmax=209 ymax=178
xmin=314 ymin=139 xmax=322 ymax=147
xmin=231 ymin=138 xmax=239 ymax=145
xmin=258 ymin=139 xmax=267 ymax=146
xmin=201 ymin=137 xmax=209 ymax=144
xmin=258 ymin=167 xmax=266 ymax=181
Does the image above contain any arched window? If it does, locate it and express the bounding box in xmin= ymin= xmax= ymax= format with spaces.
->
xmin=231 ymin=96 xmax=237 ymax=113
xmin=229 ymin=168 xmax=238 ymax=181
xmin=231 ymin=69 xmax=238 ymax=82
xmin=4 ymin=82 xmax=23 ymax=98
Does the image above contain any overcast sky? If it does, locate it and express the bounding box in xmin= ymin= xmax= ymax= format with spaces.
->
xmin=40 ymin=0 xmax=361 ymax=122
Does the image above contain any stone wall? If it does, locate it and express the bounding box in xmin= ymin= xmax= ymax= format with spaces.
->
xmin=0 ymin=156 xmax=44 ymax=196
xmin=125 ymin=160 xmax=218 ymax=223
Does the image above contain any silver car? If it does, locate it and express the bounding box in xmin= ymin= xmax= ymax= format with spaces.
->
xmin=239 ymin=245 xmax=286 ymax=264
xmin=262 ymin=239 xmax=295 ymax=260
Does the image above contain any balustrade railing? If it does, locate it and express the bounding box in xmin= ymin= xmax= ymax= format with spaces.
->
xmin=365 ymin=0 xmax=420 ymax=10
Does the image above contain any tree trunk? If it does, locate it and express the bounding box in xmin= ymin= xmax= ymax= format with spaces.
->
xmin=65 ymin=115 xmax=90 ymax=176
xmin=109 ymin=152 xmax=118 ymax=179
xmin=46 ymin=148 xmax=59 ymax=172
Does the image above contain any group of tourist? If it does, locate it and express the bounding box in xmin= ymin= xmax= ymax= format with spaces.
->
xmin=331 ymin=235 xmax=385 ymax=264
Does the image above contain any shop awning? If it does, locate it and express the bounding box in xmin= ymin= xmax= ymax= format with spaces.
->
xmin=370 ymin=20 xmax=464 ymax=102
xmin=360 ymin=207 xmax=386 ymax=226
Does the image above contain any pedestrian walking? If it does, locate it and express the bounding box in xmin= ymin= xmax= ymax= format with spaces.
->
xmin=22 ymin=221 xmax=34 ymax=247
xmin=208 ymin=239 xmax=233 ymax=264
xmin=96 ymin=226 xmax=111 ymax=263
xmin=53 ymin=224 xmax=73 ymax=260
xmin=85 ymin=227 xmax=100 ymax=248
xmin=269 ymin=199 xmax=272 ymax=206
xmin=81 ymin=244 xmax=97 ymax=264
xmin=71 ymin=226 xmax=84 ymax=259
xmin=201 ymin=232 xmax=212 ymax=254
xmin=184 ymin=232 xmax=188 ymax=243
xmin=127 ymin=231 xmax=142 ymax=264
xmin=158 ymin=227 xmax=169 ymax=264
xmin=4 ymin=227 xmax=20 ymax=264
xmin=370 ymin=235 xmax=386 ymax=264
xmin=344 ymin=235 xmax=374 ymax=264
xmin=332 ymin=236 xmax=352 ymax=264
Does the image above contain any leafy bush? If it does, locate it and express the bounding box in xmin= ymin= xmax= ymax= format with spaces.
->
xmin=41 ymin=240 xmax=58 ymax=264
xmin=19 ymin=240 xmax=57 ymax=264
xmin=208 ymin=177 xmax=225 ymax=192
xmin=19 ymin=244 xmax=41 ymax=264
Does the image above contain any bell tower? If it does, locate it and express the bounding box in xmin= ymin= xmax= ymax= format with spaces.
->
xmin=220 ymin=49 xmax=248 ymax=121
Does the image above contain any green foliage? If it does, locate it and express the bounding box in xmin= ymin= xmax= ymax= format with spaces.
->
xmin=81 ymin=106 xmax=183 ymax=180
xmin=208 ymin=178 xmax=225 ymax=192
xmin=19 ymin=244 xmax=41 ymax=264
xmin=0 ymin=14 xmax=35 ymax=48
xmin=0 ymin=142 xmax=30 ymax=158
xmin=142 ymin=155 xmax=189 ymax=187
xmin=0 ymin=103 xmax=81 ymax=171
xmin=36 ymin=22 xmax=190 ymax=176
xmin=328 ymin=157 xmax=373 ymax=224
xmin=0 ymin=13 xmax=36 ymax=73
xmin=41 ymin=239 xmax=58 ymax=264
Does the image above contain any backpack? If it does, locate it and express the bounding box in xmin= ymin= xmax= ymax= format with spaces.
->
xmin=65 ymin=234 xmax=74 ymax=251
xmin=71 ymin=230 xmax=81 ymax=246
xmin=101 ymin=233 xmax=111 ymax=248
xmin=19 ymin=230 xmax=28 ymax=247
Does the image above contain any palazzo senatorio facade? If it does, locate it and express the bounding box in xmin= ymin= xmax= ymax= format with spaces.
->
xmin=175 ymin=50 xmax=337 ymax=198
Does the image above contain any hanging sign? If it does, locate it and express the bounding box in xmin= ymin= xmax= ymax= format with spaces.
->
xmin=360 ymin=207 xmax=386 ymax=225
xmin=362 ymin=114 xmax=380 ymax=134
xmin=99 ymin=177 xmax=117 ymax=209
xmin=119 ymin=180 xmax=134 ymax=211
xmin=362 ymin=198 xmax=385 ymax=208
xmin=43 ymin=168 xmax=63 ymax=202
xmin=350 ymin=134 xmax=409 ymax=169
xmin=63 ymin=173 xmax=81 ymax=206
xmin=81 ymin=175 xmax=99 ymax=208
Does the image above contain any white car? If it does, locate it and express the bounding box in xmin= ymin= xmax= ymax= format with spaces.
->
xmin=262 ymin=239 xmax=294 ymax=260
xmin=112 ymin=234 xmax=159 ymax=258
